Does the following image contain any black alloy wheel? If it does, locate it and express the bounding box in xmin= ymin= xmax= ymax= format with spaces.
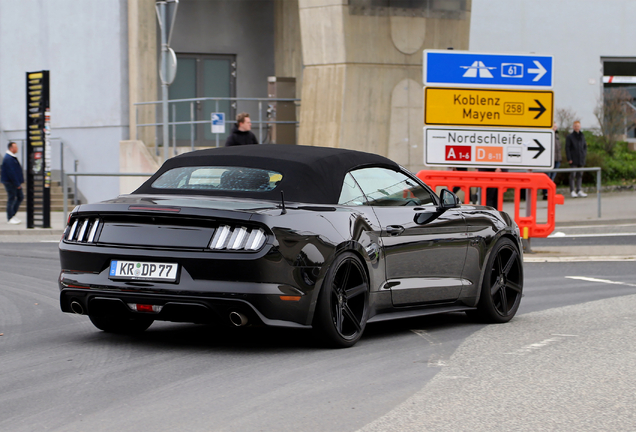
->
xmin=89 ymin=314 xmax=154 ymax=334
xmin=314 ymin=252 xmax=369 ymax=348
xmin=472 ymin=237 xmax=523 ymax=323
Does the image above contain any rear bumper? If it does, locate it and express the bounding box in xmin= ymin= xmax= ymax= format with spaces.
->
xmin=59 ymin=267 xmax=313 ymax=328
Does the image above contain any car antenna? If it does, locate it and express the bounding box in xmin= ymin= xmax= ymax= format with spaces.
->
xmin=280 ymin=191 xmax=287 ymax=215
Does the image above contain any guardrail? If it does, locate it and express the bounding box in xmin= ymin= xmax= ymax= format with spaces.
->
xmin=63 ymin=167 xmax=602 ymax=239
xmin=134 ymin=96 xmax=300 ymax=155
xmin=535 ymin=167 xmax=602 ymax=218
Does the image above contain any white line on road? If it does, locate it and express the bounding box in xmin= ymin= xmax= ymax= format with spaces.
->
xmin=549 ymin=232 xmax=636 ymax=238
xmin=525 ymin=256 xmax=636 ymax=262
xmin=410 ymin=329 xmax=440 ymax=345
xmin=556 ymin=223 xmax=636 ymax=230
xmin=505 ymin=335 xmax=572 ymax=356
xmin=566 ymin=276 xmax=636 ymax=287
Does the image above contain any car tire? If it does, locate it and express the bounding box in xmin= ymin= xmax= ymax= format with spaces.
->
xmin=472 ymin=237 xmax=523 ymax=323
xmin=313 ymin=252 xmax=369 ymax=348
xmin=89 ymin=314 xmax=154 ymax=334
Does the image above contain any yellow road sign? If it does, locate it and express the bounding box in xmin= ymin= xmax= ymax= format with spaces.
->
xmin=425 ymin=87 xmax=553 ymax=128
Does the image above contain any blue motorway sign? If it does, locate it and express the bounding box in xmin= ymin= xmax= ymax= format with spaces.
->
xmin=211 ymin=112 xmax=226 ymax=134
xmin=424 ymin=50 xmax=553 ymax=89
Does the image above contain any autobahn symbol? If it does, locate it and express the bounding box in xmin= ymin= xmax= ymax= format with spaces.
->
xmin=424 ymin=87 xmax=553 ymax=128
xmin=461 ymin=61 xmax=496 ymax=78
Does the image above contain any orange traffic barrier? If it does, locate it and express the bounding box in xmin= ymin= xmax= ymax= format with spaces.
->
xmin=417 ymin=170 xmax=565 ymax=238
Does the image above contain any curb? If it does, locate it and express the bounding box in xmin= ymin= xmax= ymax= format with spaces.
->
xmin=0 ymin=229 xmax=63 ymax=236
xmin=554 ymin=218 xmax=636 ymax=228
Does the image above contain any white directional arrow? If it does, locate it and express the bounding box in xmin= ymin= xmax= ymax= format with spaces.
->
xmin=528 ymin=60 xmax=547 ymax=82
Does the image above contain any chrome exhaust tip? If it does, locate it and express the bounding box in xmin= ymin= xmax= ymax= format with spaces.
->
xmin=70 ymin=301 xmax=84 ymax=315
xmin=229 ymin=311 xmax=248 ymax=327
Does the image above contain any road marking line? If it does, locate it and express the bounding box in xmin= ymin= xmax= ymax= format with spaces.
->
xmin=556 ymin=223 xmax=636 ymax=230
xmin=427 ymin=358 xmax=447 ymax=367
xmin=505 ymin=336 xmax=565 ymax=355
xmin=525 ymin=256 xmax=636 ymax=262
xmin=548 ymin=232 xmax=636 ymax=238
xmin=410 ymin=329 xmax=440 ymax=345
xmin=565 ymin=276 xmax=636 ymax=287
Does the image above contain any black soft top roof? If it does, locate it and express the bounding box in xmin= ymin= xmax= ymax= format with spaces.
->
xmin=133 ymin=144 xmax=400 ymax=204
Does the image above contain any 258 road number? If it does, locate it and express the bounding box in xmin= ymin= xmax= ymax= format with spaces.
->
xmin=504 ymin=102 xmax=524 ymax=115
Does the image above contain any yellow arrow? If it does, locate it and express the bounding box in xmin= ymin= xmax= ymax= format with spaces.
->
xmin=425 ymin=87 xmax=553 ymax=128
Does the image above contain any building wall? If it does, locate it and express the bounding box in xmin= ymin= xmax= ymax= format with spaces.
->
xmin=469 ymin=0 xmax=636 ymax=130
xmin=0 ymin=0 xmax=129 ymax=203
xmin=171 ymin=0 xmax=276 ymax=101
xmin=298 ymin=0 xmax=471 ymax=174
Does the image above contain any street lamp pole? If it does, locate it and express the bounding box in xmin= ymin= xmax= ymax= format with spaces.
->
xmin=155 ymin=0 xmax=178 ymax=164
xmin=159 ymin=2 xmax=169 ymax=164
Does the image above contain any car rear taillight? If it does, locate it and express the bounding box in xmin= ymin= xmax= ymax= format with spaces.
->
xmin=65 ymin=217 xmax=101 ymax=243
xmin=209 ymin=225 xmax=266 ymax=251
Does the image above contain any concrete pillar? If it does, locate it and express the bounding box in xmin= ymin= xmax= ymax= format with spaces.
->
xmin=274 ymin=0 xmax=303 ymax=99
xmin=127 ymin=0 xmax=158 ymax=149
xmin=298 ymin=0 xmax=471 ymax=173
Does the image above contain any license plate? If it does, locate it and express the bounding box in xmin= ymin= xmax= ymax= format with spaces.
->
xmin=109 ymin=260 xmax=178 ymax=282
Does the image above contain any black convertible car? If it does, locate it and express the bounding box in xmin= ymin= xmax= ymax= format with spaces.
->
xmin=59 ymin=144 xmax=523 ymax=347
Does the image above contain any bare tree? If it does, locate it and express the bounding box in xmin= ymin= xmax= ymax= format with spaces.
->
xmin=556 ymin=108 xmax=577 ymax=134
xmin=594 ymin=87 xmax=636 ymax=154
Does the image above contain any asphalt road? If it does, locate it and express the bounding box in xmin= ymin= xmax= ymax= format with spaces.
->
xmin=1 ymin=239 xmax=635 ymax=431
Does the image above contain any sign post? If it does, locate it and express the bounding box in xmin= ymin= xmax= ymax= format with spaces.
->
xmin=423 ymin=50 xmax=555 ymax=170
xmin=26 ymin=71 xmax=51 ymax=228
xmin=425 ymin=127 xmax=553 ymax=169
xmin=424 ymin=87 xmax=553 ymax=128
xmin=424 ymin=51 xmax=553 ymax=88
xmin=211 ymin=112 xmax=225 ymax=134
xmin=156 ymin=0 xmax=179 ymax=163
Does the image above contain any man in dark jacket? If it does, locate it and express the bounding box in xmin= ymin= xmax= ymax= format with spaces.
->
xmin=1 ymin=142 xmax=24 ymax=224
xmin=224 ymin=112 xmax=258 ymax=147
xmin=565 ymin=120 xmax=587 ymax=198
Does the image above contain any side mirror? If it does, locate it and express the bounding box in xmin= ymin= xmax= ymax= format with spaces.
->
xmin=439 ymin=189 xmax=460 ymax=210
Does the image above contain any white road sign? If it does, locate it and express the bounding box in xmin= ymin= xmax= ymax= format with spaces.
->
xmin=424 ymin=126 xmax=554 ymax=169
xmin=211 ymin=112 xmax=225 ymax=134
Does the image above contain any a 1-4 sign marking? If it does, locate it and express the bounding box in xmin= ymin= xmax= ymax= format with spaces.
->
xmin=425 ymin=87 xmax=553 ymax=129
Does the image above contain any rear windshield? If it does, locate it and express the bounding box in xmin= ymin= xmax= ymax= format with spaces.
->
xmin=151 ymin=166 xmax=282 ymax=192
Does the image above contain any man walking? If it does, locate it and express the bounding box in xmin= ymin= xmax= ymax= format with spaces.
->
xmin=565 ymin=120 xmax=587 ymax=198
xmin=224 ymin=113 xmax=258 ymax=146
xmin=1 ymin=142 xmax=24 ymax=224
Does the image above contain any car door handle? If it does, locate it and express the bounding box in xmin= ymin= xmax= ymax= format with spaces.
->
xmin=385 ymin=225 xmax=405 ymax=236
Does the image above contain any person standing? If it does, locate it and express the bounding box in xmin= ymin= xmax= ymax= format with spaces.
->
xmin=1 ymin=142 xmax=24 ymax=224
xmin=565 ymin=120 xmax=587 ymax=198
xmin=543 ymin=122 xmax=563 ymax=200
xmin=224 ymin=112 xmax=258 ymax=147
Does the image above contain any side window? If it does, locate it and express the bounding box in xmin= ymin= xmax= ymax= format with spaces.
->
xmin=338 ymin=173 xmax=367 ymax=206
xmin=350 ymin=167 xmax=436 ymax=207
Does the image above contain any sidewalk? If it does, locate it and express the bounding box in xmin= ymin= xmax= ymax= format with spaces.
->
xmin=0 ymin=210 xmax=66 ymax=236
xmin=502 ymin=190 xmax=636 ymax=228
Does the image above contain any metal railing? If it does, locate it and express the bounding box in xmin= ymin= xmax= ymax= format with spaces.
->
xmin=537 ymin=167 xmax=602 ymax=218
xmin=134 ymin=96 xmax=300 ymax=156
xmin=62 ymin=172 xmax=154 ymax=223
xmin=61 ymin=167 xmax=603 ymax=225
